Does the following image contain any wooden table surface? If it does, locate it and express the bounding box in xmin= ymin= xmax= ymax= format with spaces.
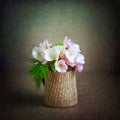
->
xmin=0 ymin=71 xmax=120 ymax=120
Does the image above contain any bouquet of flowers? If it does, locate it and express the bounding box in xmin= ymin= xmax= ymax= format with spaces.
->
xmin=29 ymin=36 xmax=85 ymax=89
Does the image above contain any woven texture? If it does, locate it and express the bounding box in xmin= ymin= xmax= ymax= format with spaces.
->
xmin=45 ymin=71 xmax=78 ymax=107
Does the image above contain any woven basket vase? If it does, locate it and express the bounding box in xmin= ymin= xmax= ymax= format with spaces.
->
xmin=44 ymin=71 xmax=78 ymax=107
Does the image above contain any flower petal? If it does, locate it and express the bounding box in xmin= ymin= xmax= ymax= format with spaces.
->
xmin=55 ymin=60 xmax=68 ymax=73
xmin=32 ymin=47 xmax=45 ymax=63
xmin=75 ymin=53 xmax=85 ymax=64
xmin=44 ymin=47 xmax=60 ymax=61
xmin=76 ymin=64 xmax=83 ymax=72
xmin=63 ymin=36 xmax=73 ymax=48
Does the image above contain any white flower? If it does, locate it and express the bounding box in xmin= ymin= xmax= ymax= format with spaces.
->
xmin=44 ymin=46 xmax=60 ymax=61
xmin=39 ymin=40 xmax=52 ymax=50
xmin=75 ymin=53 xmax=85 ymax=64
xmin=55 ymin=46 xmax=66 ymax=58
xmin=65 ymin=47 xmax=78 ymax=63
xmin=32 ymin=47 xmax=46 ymax=63
xmin=73 ymin=43 xmax=81 ymax=52
xmin=55 ymin=60 xmax=68 ymax=73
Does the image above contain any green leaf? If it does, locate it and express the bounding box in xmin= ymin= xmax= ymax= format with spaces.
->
xmin=41 ymin=64 xmax=49 ymax=79
xmin=49 ymin=63 xmax=56 ymax=72
xmin=47 ymin=61 xmax=57 ymax=72
xmin=54 ymin=42 xmax=64 ymax=46
xmin=28 ymin=58 xmax=40 ymax=64
xmin=34 ymin=74 xmax=41 ymax=90
xmin=28 ymin=62 xmax=49 ymax=89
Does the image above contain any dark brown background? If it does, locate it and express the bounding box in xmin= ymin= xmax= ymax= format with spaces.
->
xmin=0 ymin=0 xmax=120 ymax=120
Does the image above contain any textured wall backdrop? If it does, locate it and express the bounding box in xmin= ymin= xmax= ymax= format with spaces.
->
xmin=1 ymin=0 xmax=120 ymax=72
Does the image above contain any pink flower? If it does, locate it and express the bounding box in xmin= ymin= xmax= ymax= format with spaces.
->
xmin=75 ymin=53 xmax=85 ymax=65
xmin=39 ymin=40 xmax=52 ymax=49
xmin=55 ymin=60 xmax=68 ymax=73
xmin=65 ymin=47 xmax=78 ymax=63
xmin=75 ymin=53 xmax=85 ymax=72
xmin=76 ymin=64 xmax=83 ymax=72
xmin=67 ymin=61 xmax=76 ymax=67
xmin=73 ymin=43 xmax=81 ymax=52
xmin=63 ymin=36 xmax=73 ymax=48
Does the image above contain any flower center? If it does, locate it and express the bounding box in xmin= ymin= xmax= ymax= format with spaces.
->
xmin=59 ymin=63 xmax=64 ymax=68
xmin=52 ymin=55 xmax=56 ymax=60
xmin=37 ymin=51 xmax=41 ymax=56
